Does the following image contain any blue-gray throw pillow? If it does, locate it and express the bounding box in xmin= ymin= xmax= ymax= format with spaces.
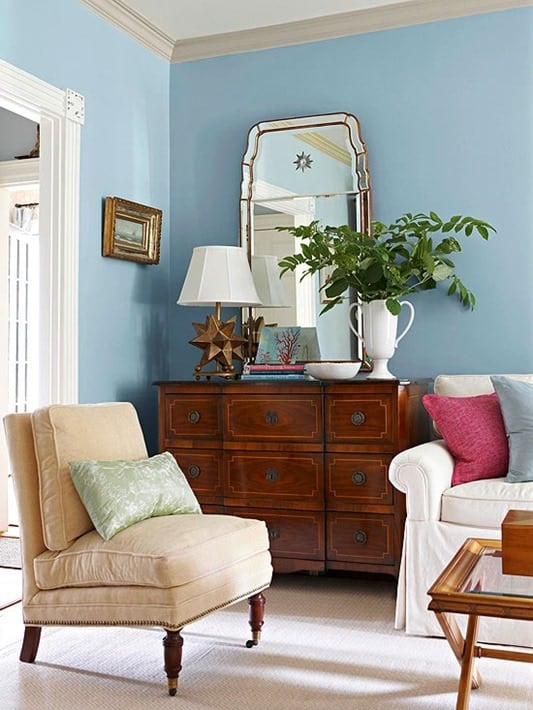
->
xmin=490 ymin=376 xmax=533 ymax=483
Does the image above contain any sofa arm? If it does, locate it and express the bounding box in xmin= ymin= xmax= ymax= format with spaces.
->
xmin=389 ymin=439 xmax=455 ymax=522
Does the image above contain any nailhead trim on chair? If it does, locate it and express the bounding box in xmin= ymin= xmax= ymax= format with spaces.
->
xmin=23 ymin=582 xmax=270 ymax=630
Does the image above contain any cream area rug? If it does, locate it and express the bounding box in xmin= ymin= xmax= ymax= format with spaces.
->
xmin=0 ymin=574 xmax=531 ymax=710
xmin=0 ymin=568 xmax=21 ymax=610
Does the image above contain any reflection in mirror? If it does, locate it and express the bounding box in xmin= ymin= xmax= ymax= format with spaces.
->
xmin=240 ymin=113 xmax=371 ymax=362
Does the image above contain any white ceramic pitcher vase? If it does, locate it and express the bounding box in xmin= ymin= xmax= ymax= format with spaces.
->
xmin=348 ymin=299 xmax=415 ymax=379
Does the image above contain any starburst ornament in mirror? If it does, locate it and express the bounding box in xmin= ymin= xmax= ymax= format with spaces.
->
xmin=294 ymin=151 xmax=313 ymax=172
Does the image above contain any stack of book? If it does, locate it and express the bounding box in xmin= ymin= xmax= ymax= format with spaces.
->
xmin=240 ymin=363 xmax=309 ymax=380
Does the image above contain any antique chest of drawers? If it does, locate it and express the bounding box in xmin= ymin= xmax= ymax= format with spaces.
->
xmin=156 ymin=379 xmax=429 ymax=578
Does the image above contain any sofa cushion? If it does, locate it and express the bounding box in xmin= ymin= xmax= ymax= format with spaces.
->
xmin=422 ymin=392 xmax=508 ymax=485
xmin=32 ymin=403 xmax=148 ymax=551
xmin=434 ymin=373 xmax=533 ymax=397
xmin=491 ymin=376 xmax=533 ymax=483
xmin=69 ymin=452 xmax=201 ymax=540
xmin=33 ymin=514 xmax=270 ymax=590
xmin=441 ymin=478 xmax=533 ymax=528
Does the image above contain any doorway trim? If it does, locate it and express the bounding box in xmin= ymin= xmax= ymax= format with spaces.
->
xmin=0 ymin=59 xmax=84 ymax=404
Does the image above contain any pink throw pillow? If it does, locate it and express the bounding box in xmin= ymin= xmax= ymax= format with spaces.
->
xmin=422 ymin=392 xmax=509 ymax=486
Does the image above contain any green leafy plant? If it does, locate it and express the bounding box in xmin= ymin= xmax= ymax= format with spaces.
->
xmin=278 ymin=212 xmax=496 ymax=315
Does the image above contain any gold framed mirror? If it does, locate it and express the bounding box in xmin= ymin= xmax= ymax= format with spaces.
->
xmin=239 ymin=112 xmax=372 ymax=362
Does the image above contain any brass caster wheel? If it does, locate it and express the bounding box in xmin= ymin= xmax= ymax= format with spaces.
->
xmin=245 ymin=639 xmax=258 ymax=648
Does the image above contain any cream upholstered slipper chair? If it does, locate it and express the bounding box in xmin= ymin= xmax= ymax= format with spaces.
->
xmin=3 ymin=402 xmax=272 ymax=695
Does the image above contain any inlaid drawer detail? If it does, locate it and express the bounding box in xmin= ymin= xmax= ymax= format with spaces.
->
xmin=326 ymin=394 xmax=395 ymax=446
xmin=224 ymin=452 xmax=323 ymax=509
xmin=163 ymin=394 xmax=221 ymax=443
xmin=224 ymin=395 xmax=322 ymax=443
xmin=170 ymin=449 xmax=223 ymax=504
xmin=231 ymin=507 xmax=325 ymax=561
xmin=327 ymin=513 xmax=395 ymax=564
xmin=325 ymin=454 xmax=393 ymax=508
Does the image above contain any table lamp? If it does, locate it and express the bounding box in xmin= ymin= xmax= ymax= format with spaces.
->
xmin=177 ymin=245 xmax=261 ymax=378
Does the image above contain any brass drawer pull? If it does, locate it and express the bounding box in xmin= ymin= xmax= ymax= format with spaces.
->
xmin=187 ymin=410 xmax=201 ymax=424
xmin=351 ymin=411 xmax=366 ymax=426
xmin=353 ymin=530 xmax=368 ymax=545
xmin=351 ymin=471 xmax=366 ymax=485
xmin=268 ymin=525 xmax=281 ymax=540
xmin=265 ymin=468 xmax=278 ymax=482
xmin=265 ymin=411 xmax=278 ymax=425
xmin=187 ymin=464 xmax=201 ymax=479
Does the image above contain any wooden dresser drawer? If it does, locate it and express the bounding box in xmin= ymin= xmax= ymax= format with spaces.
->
xmin=231 ymin=507 xmax=325 ymax=561
xmin=327 ymin=512 xmax=395 ymax=564
xmin=169 ymin=449 xmax=223 ymax=505
xmin=161 ymin=393 xmax=221 ymax=445
xmin=325 ymin=393 xmax=396 ymax=448
xmin=325 ymin=454 xmax=394 ymax=509
xmin=224 ymin=452 xmax=323 ymax=509
xmin=223 ymin=394 xmax=322 ymax=444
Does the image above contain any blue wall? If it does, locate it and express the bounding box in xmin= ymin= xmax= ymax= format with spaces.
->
xmin=0 ymin=0 xmax=170 ymax=450
xmin=169 ymin=8 xmax=533 ymax=380
xmin=0 ymin=4 xmax=531 ymax=453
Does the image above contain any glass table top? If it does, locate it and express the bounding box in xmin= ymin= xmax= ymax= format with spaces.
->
xmin=462 ymin=548 xmax=533 ymax=599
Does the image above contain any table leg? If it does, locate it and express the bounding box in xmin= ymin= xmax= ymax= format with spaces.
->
xmin=434 ymin=612 xmax=481 ymax=690
xmin=456 ymin=614 xmax=480 ymax=710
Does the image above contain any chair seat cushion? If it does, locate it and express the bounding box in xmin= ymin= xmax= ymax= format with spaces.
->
xmin=441 ymin=478 xmax=533 ymax=528
xmin=34 ymin=514 xmax=270 ymax=591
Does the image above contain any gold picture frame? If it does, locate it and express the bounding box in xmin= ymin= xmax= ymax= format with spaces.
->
xmin=103 ymin=196 xmax=162 ymax=264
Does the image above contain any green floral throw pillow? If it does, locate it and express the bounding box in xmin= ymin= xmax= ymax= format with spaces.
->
xmin=69 ymin=451 xmax=202 ymax=540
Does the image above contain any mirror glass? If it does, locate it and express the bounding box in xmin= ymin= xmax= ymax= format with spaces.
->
xmin=240 ymin=112 xmax=372 ymax=361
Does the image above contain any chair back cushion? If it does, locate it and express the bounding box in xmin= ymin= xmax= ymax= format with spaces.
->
xmin=32 ymin=403 xmax=148 ymax=551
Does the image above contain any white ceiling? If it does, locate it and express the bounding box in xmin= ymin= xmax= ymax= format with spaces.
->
xmin=119 ymin=0 xmax=407 ymax=41
xmin=81 ymin=0 xmax=530 ymax=62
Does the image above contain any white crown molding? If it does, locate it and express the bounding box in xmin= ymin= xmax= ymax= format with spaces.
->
xmin=80 ymin=0 xmax=174 ymax=61
xmin=80 ymin=0 xmax=532 ymax=63
xmin=171 ymin=0 xmax=532 ymax=62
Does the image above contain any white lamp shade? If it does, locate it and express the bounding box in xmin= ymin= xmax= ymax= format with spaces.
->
xmin=252 ymin=254 xmax=290 ymax=308
xmin=177 ymin=245 xmax=261 ymax=307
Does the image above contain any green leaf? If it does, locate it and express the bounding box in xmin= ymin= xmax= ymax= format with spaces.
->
xmin=325 ymin=278 xmax=349 ymax=298
xmin=385 ymin=298 xmax=402 ymax=315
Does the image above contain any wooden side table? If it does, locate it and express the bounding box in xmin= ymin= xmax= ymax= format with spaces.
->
xmin=427 ymin=538 xmax=533 ymax=710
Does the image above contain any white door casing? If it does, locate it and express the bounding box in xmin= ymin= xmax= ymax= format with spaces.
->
xmin=0 ymin=60 xmax=83 ymax=530
xmin=0 ymin=59 xmax=83 ymax=405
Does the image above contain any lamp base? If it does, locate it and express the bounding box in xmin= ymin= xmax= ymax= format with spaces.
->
xmin=193 ymin=362 xmax=239 ymax=380
xmin=189 ymin=312 xmax=247 ymax=377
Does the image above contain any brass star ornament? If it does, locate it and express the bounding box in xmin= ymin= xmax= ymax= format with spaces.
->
xmin=190 ymin=314 xmax=247 ymax=378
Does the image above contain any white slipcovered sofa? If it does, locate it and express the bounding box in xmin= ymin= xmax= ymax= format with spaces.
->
xmin=389 ymin=374 xmax=533 ymax=648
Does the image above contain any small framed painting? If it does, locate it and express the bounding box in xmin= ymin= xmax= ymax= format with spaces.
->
xmin=255 ymin=326 xmax=321 ymax=364
xmin=102 ymin=196 xmax=162 ymax=264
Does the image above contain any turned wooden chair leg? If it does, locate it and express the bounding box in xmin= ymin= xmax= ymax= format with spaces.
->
xmin=162 ymin=629 xmax=183 ymax=696
xmin=246 ymin=592 xmax=266 ymax=648
xmin=20 ymin=625 xmax=42 ymax=663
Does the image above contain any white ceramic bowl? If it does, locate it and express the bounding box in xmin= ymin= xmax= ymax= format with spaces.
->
xmin=305 ymin=361 xmax=361 ymax=381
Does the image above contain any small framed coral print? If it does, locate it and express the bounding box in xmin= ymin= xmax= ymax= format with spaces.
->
xmin=102 ymin=196 xmax=162 ymax=264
